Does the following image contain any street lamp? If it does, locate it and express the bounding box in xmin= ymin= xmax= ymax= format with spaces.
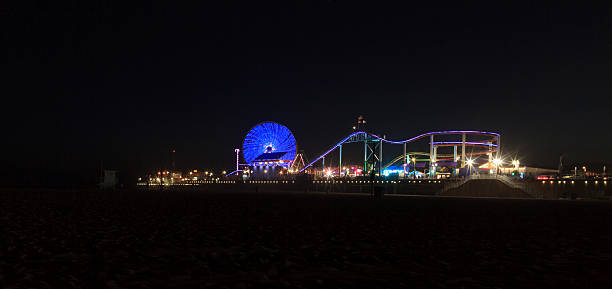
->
xmin=493 ymin=158 xmax=502 ymax=177
xmin=466 ymin=158 xmax=474 ymax=176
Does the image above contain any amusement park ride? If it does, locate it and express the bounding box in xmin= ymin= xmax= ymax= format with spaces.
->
xmin=228 ymin=117 xmax=501 ymax=179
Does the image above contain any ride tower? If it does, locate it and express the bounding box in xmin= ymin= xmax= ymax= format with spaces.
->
xmin=346 ymin=116 xmax=383 ymax=175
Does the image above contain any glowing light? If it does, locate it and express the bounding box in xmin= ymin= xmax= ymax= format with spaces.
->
xmin=466 ymin=159 xmax=474 ymax=166
xmin=433 ymin=141 xmax=499 ymax=147
xmin=243 ymin=122 xmax=297 ymax=166
xmin=298 ymin=130 xmax=500 ymax=173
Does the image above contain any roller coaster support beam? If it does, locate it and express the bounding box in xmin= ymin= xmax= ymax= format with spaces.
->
xmin=488 ymin=142 xmax=493 ymax=172
xmin=429 ymin=135 xmax=435 ymax=178
xmin=433 ymin=146 xmax=437 ymax=163
xmin=497 ymin=135 xmax=501 ymax=158
xmin=322 ymin=156 xmax=325 ymax=173
xmin=379 ymin=137 xmax=383 ymax=174
xmin=360 ymin=136 xmax=368 ymax=173
xmin=338 ymin=145 xmax=342 ymax=177
xmin=403 ymin=143 xmax=407 ymax=166
xmin=461 ymin=133 xmax=466 ymax=168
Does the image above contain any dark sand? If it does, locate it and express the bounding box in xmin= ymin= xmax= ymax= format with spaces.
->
xmin=1 ymin=189 xmax=611 ymax=288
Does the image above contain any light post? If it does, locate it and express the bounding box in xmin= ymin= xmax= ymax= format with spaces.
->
xmin=493 ymin=158 xmax=502 ymax=178
xmin=466 ymin=159 xmax=474 ymax=177
xmin=574 ymin=166 xmax=578 ymax=178
xmin=234 ymin=149 xmax=240 ymax=175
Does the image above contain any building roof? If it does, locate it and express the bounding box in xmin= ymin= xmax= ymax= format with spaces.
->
xmin=253 ymin=151 xmax=289 ymax=161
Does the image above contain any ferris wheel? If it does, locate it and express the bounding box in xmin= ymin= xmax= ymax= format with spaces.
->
xmin=242 ymin=122 xmax=297 ymax=166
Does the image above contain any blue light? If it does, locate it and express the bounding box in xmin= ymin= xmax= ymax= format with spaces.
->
xmin=242 ymin=122 xmax=297 ymax=166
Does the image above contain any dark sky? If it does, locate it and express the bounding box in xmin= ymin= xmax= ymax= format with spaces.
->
xmin=4 ymin=1 xmax=612 ymax=179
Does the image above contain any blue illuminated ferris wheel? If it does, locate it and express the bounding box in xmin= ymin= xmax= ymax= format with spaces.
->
xmin=242 ymin=122 xmax=297 ymax=166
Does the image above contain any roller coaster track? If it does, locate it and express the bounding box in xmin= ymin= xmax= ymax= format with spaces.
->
xmin=381 ymin=150 xmax=494 ymax=170
xmin=299 ymin=130 xmax=500 ymax=173
xmin=381 ymin=153 xmax=428 ymax=171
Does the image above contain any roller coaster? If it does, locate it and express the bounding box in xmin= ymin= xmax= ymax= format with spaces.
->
xmin=298 ymin=129 xmax=500 ymax=178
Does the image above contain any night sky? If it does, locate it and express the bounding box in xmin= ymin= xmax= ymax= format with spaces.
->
xmin=4 ymin=2 xmax=612 ymax=182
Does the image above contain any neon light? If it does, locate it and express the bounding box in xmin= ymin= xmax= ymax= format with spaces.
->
xmin=224 ymin=170 xmax=243 ymax=177
xmin=242 ymin=122 xmax=297 ymax=166
xmin=432 ymin=141 xmax=498 ymax=147
xmin=298 ymin=130 xmax=500 ymax=173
